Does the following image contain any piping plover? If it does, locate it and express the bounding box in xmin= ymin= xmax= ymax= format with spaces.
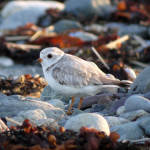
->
xmin=38 ymin=47 xmax=131 ymax=114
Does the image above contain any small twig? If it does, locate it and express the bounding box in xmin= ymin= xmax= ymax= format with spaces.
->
xmin=5 ymin=36 xmax=30 ymax=41
xmin=0 ymin=119 xmax=9 ymax=132
xmin=129 ymin=60 xmax=149 ymax=68
xmin=6 ymin=42 xmax=42 ymax=51
xmin=129 ymin=138 xmax=150 ymax=143
xmin=91 ymin=47 xmax=110 ymax=70
xmin=106 ymin=35 xmax=129 ymax=49
xmin=5 ymin=117 xmax=22 ymax=126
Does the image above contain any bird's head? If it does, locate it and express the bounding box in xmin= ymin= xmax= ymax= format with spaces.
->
xmin=38 ymin=47 xmax=64 ymax=71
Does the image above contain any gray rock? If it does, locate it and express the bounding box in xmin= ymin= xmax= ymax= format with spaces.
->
xmin=106 ymin=23 xmax=148 ymax=38
xmin=8 ymin=109 xmax=47 ymax=126
xmin=47 ymin=99 xmax=65 ymax=110
xmin=128 ymin=66 xmax=150 ymax=94
xmin=138 ymin=115 xmax=150 ymax=136
xmin=0 ymin=94 xmax=66 ymax=120
xmin=64 ymin=113 xmax=110 ymax=135
xmin=71 ymin=109 xmax=84 ymax=116
xmin=69 ymin=31 xmax=98 ymax=41
xmin=64 ymin=0 xmax=115 ymax=19
xmin=116 ymin=106 xmax=126 ymax=116
xmin=125 ymin=95 xmax=150 ymax=112
xmin=111 ymin=121 xmax=145 ymax=140
xmin=41 ymin=85 xmax=70 ymax=102
xmin=53 ymin=20 xmax=82 ymax=33
xmin=105 ymin=116 xmax=130 ymax=128
xmin=0 ymin=65 xmax=43 ymax=78
xmin=120 ymin=109 xmax=148 ymax=121
xmin=0 ymin=57 xmax=14 ymax=67
xmin=0 ymin=1 xmax=64 ymax=30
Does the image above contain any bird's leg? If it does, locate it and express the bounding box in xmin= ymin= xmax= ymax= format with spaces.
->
xmin=78 ymin=97 xmax=83 ymax=110
xmin=67 ymin=96 xmax=75 ymax=115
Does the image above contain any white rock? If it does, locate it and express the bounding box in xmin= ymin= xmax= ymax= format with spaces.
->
xmin=69 ymin=31 xmax=98 ymax=41
xmin=64 ymin=113 xmax=110 ymax=135
xmin=125 ymin=95 xmax=150 ymax=112
xmin=0 ymin=1 xmax=64 ymax=29
xmin=47 ymin=99 xmax=65 ymax=110
xmin=0 ymin=57 xmax=14 ymax=67
xmin=120 ymin=109 xmax=148 ymax=121
xmin=105 ymin=116 xmax=130 ymax=128
xmin=116 ymin=106 xmax=126 ymax=116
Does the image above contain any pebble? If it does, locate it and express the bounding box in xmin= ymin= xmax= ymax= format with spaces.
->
xmin=53 ymin=19 xmax=82 ymax=33
xmin=116 ymin=106 xmax=126 ymax=116
xmin=47 ymin=99 xmax=65 ymax=111
xmin=128 ymin=66 xmax=150 ymax=94
xmin=124 ymin=95 xmax=150 ymax=113
xmin=41 ymin=85 xmax=70 ymax=102
xmin=64 ymin=113 xmax=110 ymax=135
xmin=120 ymin=109 xmax=148 ymax=121
xmin=0 ymin=57 xmax=14 ymax=67
xmin=105 ymin=116 xmax=130 ymax=128
xmin=111 ymin=121 xmax=145 ymax=141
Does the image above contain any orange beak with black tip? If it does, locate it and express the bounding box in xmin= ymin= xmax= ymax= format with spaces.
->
xmin=37 ymin=58 xmax=43 ymax=63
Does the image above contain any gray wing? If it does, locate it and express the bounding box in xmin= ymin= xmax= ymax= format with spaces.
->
xmin=52 ymin=54 xmax=106 ymax=87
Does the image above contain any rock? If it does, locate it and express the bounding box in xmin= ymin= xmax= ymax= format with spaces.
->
xmin=47 ymin=99 xmax=65 ymax=110
xmin=0 ymin=94 xmax=66 ymax=120
xmin=105 ymin=116 xmax=130 ymax=128
xmin=111 ymin=121 xmax=145 ymax=140
xmin=64 ymin=113 xmax=110 ymax=135
xmin=128 ymin=66 xmax=150 ymax=94
xmin=120 ymin=110 xmax=148 ymax=121
xmin=116 ymin=106 xmax=126 ymax=116
xmin=124 ymin=67 xmax=136 ymax=81
xmin=125 ymin=95 xmax=150 ymax=113
xmin=0 ymin=57 xmax=14 ymax=67
xmin=0 ymin=64 xmax=43 ymax=78
xmin=69 ymin=31 xmax=98 ymax=41
xmin=0 ymin=1 xmax=64 ymax=30
xmin=41 ymin=85 xmax=70 ymax=102
xmin=71 ymin=109 xmax=84 ymax=116
xmin=8 ymin=109 xmax=47 ymax=126
xmin=138 ymin=115 xmax=150 ymax=136
xmin=106 ymin=23 xmax=148 ymax=38
xmin=53 ymin=19 xmax=82 ymax=33
xmin=64 ymin=0 xmax=115 ymax=19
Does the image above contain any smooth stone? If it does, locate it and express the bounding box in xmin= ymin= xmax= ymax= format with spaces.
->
xmin=0 ymin=64 xmax=43 ymax=78
xmin=106 ymin=23 xmax=148 ymax=38
xmin=111 ymin=121 xmax=145 ymax=141
xmin=64 ymin=113 xmax=110 ymax=135
xmin=125 ymin=95 xmax=150 ymax=113
xmin=8 ymin=109 xmax=47 ymax=126
xmin=0 ymin=94 xmax=66 ymax=120
xmin=41 ymin=85 xmax=70 ymax=102
xmin=105 ymin=116 xmax=130 ymax=128
xmin=53 ymin=19 xmax=82 ymax=33
xmin=47 ymin=99 xmax=65 ymax=110
xmin=0 ymin=1 xmax=64 ymax=30
xmin=124 ymin=67 xmax=136 ymax=81
xmin=137 ymin=115 xmax=150 ymax=136
xmin=128 ymin=66 xmax=150 ymax=94
xmin=120 ymin=109 xmax=148 ymax=121
xmin=64 ymin=0 xmax=114 ymax=19
xmin=69 ymin=31 xmax=98 ymax=41
xmin=0 ymin=56 xmax=14 ymax=67
xmin=71 ymin=109 xmax=84 ymax=116
xmin=116 ymin=106 xmax=126 ymax=116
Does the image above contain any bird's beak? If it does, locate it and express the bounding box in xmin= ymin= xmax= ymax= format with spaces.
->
xmin=37 ymin=58 xmax=43 ymax=63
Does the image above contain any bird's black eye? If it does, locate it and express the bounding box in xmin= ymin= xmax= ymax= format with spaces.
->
xmin=47 ymin=54 xmax=52 ymax=58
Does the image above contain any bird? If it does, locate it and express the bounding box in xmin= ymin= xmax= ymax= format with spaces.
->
xmin=38 ymin=47 xmax=131 ymax=114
